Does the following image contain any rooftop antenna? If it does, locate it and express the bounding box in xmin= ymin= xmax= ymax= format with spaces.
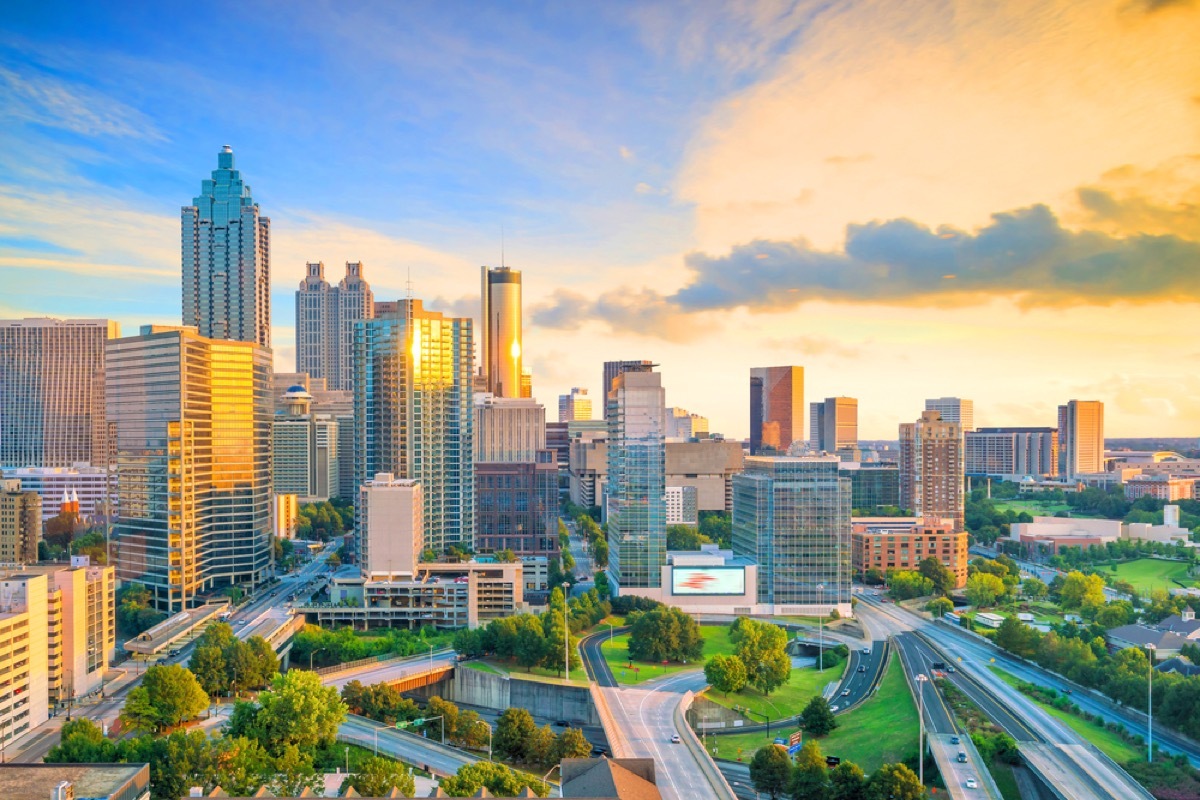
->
xmin=406 ymin=267 xmax=413 ymax=299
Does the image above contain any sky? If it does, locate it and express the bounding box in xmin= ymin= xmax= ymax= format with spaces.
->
xmin=2 ymin=0 xmax=1199 ymax=440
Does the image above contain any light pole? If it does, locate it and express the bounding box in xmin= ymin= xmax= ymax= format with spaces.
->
xmin=1145 ymin=643 xmax=1156 ymax=763
xmin=475 ymin=719 xmax=493 ymax=761
xmin=562 ymin=582 xmax=571 ymax=680
xmin=916 ymin=673 xmax=928 ymax=787
xmin=344 ymin=745 xmax=349 ymax=774
xmin=542 ymin=764 xmax=562 ymax=797
xmin=310 ymin=646 xmax=327 ymax=671
xmin=429 ymin=643 xmax=435 ymax=674
xmin=816 ymin=583 xmax=825 ymax=671
xmin=607 ymin=622 xmax=614 ymax=643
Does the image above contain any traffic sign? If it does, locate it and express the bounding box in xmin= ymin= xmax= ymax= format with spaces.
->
xmin=788 ymin=743 xmax=803 ymax=756
xmin=789 ymin=731 xmax=803 ymax=746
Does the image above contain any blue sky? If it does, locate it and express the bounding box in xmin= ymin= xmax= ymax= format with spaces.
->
xmin=3 ymin=1 xmax=1199 ymax=438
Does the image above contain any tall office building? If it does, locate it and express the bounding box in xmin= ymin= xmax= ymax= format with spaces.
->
xmin=295 ymin=261 xmax=375 ymax=391
xmin=558 ymin=388 xmax=592 ymax=423
xmin=354 ymin=300 xmax=474 ymax=553
xmin=602 ymin=360 xmax=656 ymax=397
xmin=839 ymin=462 xmax=901 ymax=512
xmin=732 ymin=457 xmax=851 ymax=613
xmin=606 ymin=368 xmax=667 ymax=591
xmin=358 ymin=474 xmax=423 ymax=581
xmin=0 ymin=318 xmax=119 ymax=469
xmin=666 ymin=408 xmax=709 ymax=440
xmin=107 ymin=326 xmax=273 ymax=612
xmin=182 ymin=146 xmax=271 ymax=348
xmin=0 ymin=480 xmax=41 ymax=564
xmin=749 ymin=366 xmax=804 ymax=455
xmin=475 ymin=396 xmax=545 ymax=463
xmin=1058 ymin=400 xmax=1104 ymax=477
xmin=481 ymin=267 xmax=523 ymax=398
xmin=925 ymin=397 xmax=974 ymax=432
xmin=809 ymin=397 xmax=858 ymax=453
xmin=476 ymin=453 xmax=559 ymax=558
xmin=272 ymin=385 xmax=340 ymax=500
xmin=899 ymin=410 xmax=965 ymax=531
xmin=965 ymin=428 xmax=1058 ymax=477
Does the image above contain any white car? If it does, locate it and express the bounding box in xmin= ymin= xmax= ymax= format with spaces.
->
xmin=966 ymin=778 xmax=978 ymax=789
xmin=841 ymin=689 xmax=850 ymax=696
xmin=670 ymin=734 xmax=681 ymax=744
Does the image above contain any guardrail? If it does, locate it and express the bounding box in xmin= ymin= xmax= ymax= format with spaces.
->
xmin=313 ymin=647 xmax=454 ymax=678
xmin=588 ymin=682 xmax=631 ymax=758
xmin=677 ymin=691 xmax=739 ymax=800
xmin=341 ymin=713 xmax=480 ymax=776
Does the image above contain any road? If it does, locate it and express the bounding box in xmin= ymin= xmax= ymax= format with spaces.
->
xmin=322 ymin=649 xmax=458 ymax=691
xmin=565 ymin=519 xmax=595 ymax=595
xmin=339 ymin=714 xmax=479 ymax=777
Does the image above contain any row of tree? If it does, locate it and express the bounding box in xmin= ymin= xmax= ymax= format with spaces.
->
xmin=453 ymin=587 xmax=581 ymax=674
xmin=295 ymin=498 xmax=354 ymax=541
xmin=291 ymin=622 xmax=447 ymax=669
xmin=492 ymin=707 xmax=593 ymax=769
xmin=749 ymin=739 xmax=924 ymax=800
xmin=189 ymin=623 xmax=279 ymax=696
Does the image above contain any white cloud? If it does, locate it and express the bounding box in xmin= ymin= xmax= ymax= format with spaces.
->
xmin=0 ymin=65 xmax=164 ymax=140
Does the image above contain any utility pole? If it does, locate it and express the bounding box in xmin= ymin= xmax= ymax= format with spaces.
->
xmin=916 ymin=673 xmax=928 ymax=787
xmin=1146 ymin=644 xmax=1156 ymax=762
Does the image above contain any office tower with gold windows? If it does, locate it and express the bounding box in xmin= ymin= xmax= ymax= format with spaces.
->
xmin=354 ymin=300 xmax=474 ymax=553
xmin=480 ymin=266 xmax=522 ymax=398
xmin=749 ymin=366 xmax=804 ymax=455
xmin=107 ymin=326 xmax=272 ymax=612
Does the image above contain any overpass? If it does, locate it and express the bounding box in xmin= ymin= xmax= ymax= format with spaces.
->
xmin=321 ymin=649 xmax=458 ymax=692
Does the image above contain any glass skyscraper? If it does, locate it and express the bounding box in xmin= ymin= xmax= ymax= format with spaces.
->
xmin=107 ymin=326 xmax=273 ymax=612
xmin=480 ymin=267 xmax=522 ymax=398
xmin=182 ymin=146 xmax=271 ymax=348
xmin=606 ymin=368 xmax=666 ymax=590
xmin=354 ymin=300 xmax=474 ymax=553
xmin=732 ymin=456 xmax=851 ymax=611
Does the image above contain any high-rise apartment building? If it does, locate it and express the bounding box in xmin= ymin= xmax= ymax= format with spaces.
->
xmin=0 ymin=573 xmax=49 ymax=744
xmin=107 ymin=326 xmax=273 ymax=612
xmin=558 ymin=388 xmax=592 ymax=423
xmin=602 ymin=360 xmax=656 ymax=397
xmin=0 ymin=318 xmax=119 ymax=469
xmin=272 ymin=385 xmax=340 ymax=501
xmin=732 ymin=457 xmax=851 ymax=613
xmin=899 ymin=410 xmax=965 ymax=532
xmin=40 ymin=561 xmax=117 ymax=702
xmin=965 ymin=427 xmax=1058 ymax=477
xmin=474 ymin=396 xmax=546 ymax=463
xmin=925 ymin=397 xmax=974 ymax=432
xmin=481 ymin=267 xmax=523 ymax=398
xmin=182 ymin=146 xmax=271 ymax=348
xmin=606 ymin=368 xmax=667 ymax=591
xmin=809 ymin=397 xmax=858 ymax=453
xmin=749 ymin=366 xmax=804 ymax=455
xmin=358 ymin=474 xmax=423 ymax=581
xmin=1058 ymin=400 xmax=1104 ymax=477
xmin=295 ymin=261 xmax=374 ymax=391
xmin=354 ymin=300 xmax=474 ymax=553
xmin=0 ymin=480 xmax=41 ymax=564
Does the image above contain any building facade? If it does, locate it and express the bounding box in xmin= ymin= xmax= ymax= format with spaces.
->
xmin=851 ymin=518 xmax=969 ymax=588
xmin=42 ymin=561 xmax=117 ymax=702
xmin=558 ymin=387 xmax=592 ymax=423
xmin=965 ymin=427 xmax=1058 ymax=477
xmin=0 ymin=480 xmax=41 ymax=564
xmin=809 ymin=397 xmax=858 ymax=453
xmin=354 ymin=300 xmax=474 ymax=553
xmin=181 ymin=146 xmax=271 ymax=348
xmin=0 ymin=318 xmax=119 ymax=469
xmin=295 ymin=261 xmax=374 ymax=391
xmin=474 ymin=396 xmax=545 ymax=462
xmin=665 ymin=485 xmax=698 ymax=526
xmin=731 ymin=457 xmax=852 ymax=615
xmin=475 ymin=455 xmax=559 ymax=557
xmin=272 ymin=386 xmax=339 ymax=501
xmin=666 ymin=408 xmax=709 ymax=440
xmin=0 ymin=466 xmax=114 ymax=523
xmin=899 ymin=410 xmax=965 ymax=532
xmin=602 ymin=360 xmax=656 ymax=398
xmin=358 ymin=474 xmax=423 ymax=580
xmin=925 ymin=397 xmax=974 ymax=432
xmin=481 ymin=266 xmax=523 ymax=398
xmin=749 ymin=366 xmax=804 ymax=455
xmin=1058 ymin=400 xmax=1105 ymax=477
xmin=606 ymin=369 xmax=667 ymax=591
xmin=0 ymin=573 xmax=50 ymax=745
xmin=107 ymin=326 xmax=273 ymax=612
xmin=1125 ymin=475 xmax=1195 ymax=502
xmin=840 ymin=462 xmax=902 ymax=512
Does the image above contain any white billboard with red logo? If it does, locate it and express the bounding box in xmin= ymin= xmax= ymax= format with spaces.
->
xmin=671 ymin=566 xmax=746 ymax=596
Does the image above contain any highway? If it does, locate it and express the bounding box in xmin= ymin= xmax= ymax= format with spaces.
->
xmin=339 ymin=714 xmax=479 ymax=777
xmin=321 ymin=649 xmax=458 ymax=691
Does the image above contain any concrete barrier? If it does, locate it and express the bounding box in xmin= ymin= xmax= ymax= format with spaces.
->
xmin=677 ymin=691 xmax=738 ymax=800
xmin=590 ymin=683 xmax=631 ymax=758
xmin=406 ymin=666 xmax=601 ymax=726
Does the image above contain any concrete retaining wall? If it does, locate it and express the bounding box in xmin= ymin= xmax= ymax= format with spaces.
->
xmin=406 ymin=667 xmax=601 ymax=726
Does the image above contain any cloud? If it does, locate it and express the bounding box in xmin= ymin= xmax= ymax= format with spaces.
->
xmin=762 ymin=335 xmax=862 ymax=359
xmin=531 ymin=201 xmax=1200 ymax=340
xmin=0 ymin=65 xmax=163 ymax=140
xmin=619 ymin=146 xmax=634 ymax=160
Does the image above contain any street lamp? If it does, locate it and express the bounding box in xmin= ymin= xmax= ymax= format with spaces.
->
xmin=542 ymin=764 xmax=562 ymax=797
xmin=916 ymin=673 xmax=929 ymax=787
xmin=1145 ymin=643 xmax=1156 ymax=763
xmin=429 ymin=643 xmax=435 ymax=674
xmin=475 ymin=719 xmax=494 ymax=761
xmin=816 ymin=584 xmax=825 ymax=671
xmin=562 ymin=582 xmax=571 ymax=681
xmin=310 ymin=646 xmax=327 ymax=671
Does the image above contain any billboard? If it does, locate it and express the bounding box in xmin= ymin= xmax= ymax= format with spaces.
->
xmin=671 ymin=566 xmax=746 ymax=596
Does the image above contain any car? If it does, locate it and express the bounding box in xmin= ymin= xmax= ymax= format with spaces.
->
xmin=950 ymin=735 xmax=960 ymax=745
xmin=932 ymin=661 xmax=947 ymax=670
xmin=841 ymin=689 xmax=850 ymax=696
xmin=966 ymin=778 xmax=978 ymax=789
xmin=554 ymin=720 xmax=571 ymax=728
xmin=947 ymin=665 xmax=956 ymax=673
xmin=861 ymin=648 xmax=870 ymax=655
xmin=670 ymin=734 xmax=681 ymax=744
xmin=957 ymin=751 xmax=968 ymax=763
xmin=168 ymin=649 xmax=180 ymax=657
xmin=857 ymin=665 xmax=866 ymax=673
xmin=829 ymin=705 xmax=840 ymax=712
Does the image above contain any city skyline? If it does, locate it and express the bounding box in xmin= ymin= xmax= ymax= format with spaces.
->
xmin=3 ymin=2 xmax=1200 ymax=439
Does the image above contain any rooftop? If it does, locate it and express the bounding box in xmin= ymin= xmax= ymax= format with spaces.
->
xmin=0 ymin=763 xmax=149 ymax=800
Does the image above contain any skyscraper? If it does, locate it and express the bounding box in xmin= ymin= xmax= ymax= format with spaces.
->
xmin=732 ymin=457 xmax=851 ymax=613
xmin=107 ymin=326 xmax=273 ymax=612
xmin=925 ymin=397 xmax=974 ymax=432
xmin=749 ymin=366 xmax=804 ymax=455
xmin=1058 ymin=400 xmax=1104 ymax=477
xmin=295 ymin=261 xmax=375 ymax=391
xmin=272 ymin=385 xmax=340 ymax=501
xmin=602 ymin=360 xmax=656 ymax=397
xmin=481 ymin=267 xmax=523 ymax=398
xmin=809 ymin=397 xmax=858 ymax=453
xmin=0 ymin=318 xmax=119 ymax=469
xmin=965 ymin=428 xmax=1058 ymax=477
xmin=354 ymin=300 xmax=474 ymax=553
xmin=899 ymin=410 xmax=965 ymax=531
xmin=474 ymin=396 xmax=546 ymax=463
xmin=182 ymin=146 xmax=271 ymax=348
xmin=558 ymin=387 xmax=592 ymax=423
xmin=606 ymin=368 xmax=666 ymax=591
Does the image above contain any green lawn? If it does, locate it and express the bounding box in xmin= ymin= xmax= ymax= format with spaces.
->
xmin=989 ymin=667 xmax=1142 ymax=764
xmin=469 ymin=657 xmax=589 ymax=685
xmin=461 ymin=660 xmax=502 ymax=675
xmin=992 ymin=499 xmax=1074 ymax=516
xmin=1103 ymin=558 xmax=1197 ymax=593
xmin=602 ymin=625 xmax=734 ymax=686
xmin=703 ymin=661 xmax=839 ymax=721
xmin=710 ymin=655 xmax=919 ymax=775
xmin=989 ymin=760 xmax=1022 ymax=800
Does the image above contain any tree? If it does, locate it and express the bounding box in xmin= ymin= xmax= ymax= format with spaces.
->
xmin=46 ymin=718 xmax=117 ymax=763
xmin=866 ymin=762 xmax=924 ymax=800
xmin=1059 ymin=571 xmax=1106 ymax=610
xmin=790 ymin=739 xmax=829 ymax=800
xmin=527 ymin=725 xmax=559 ymax=769
xmin=667 ymin=525 xmax=711 ymax=551
xmin=440 ymin=762 xmax=549 ymax=797
xmin=627 ymin=606 xmax=704 ymax=663
xmin=515 ymin=613 xmax=550 ymax=671
xmin=888 ymin=570 xmax=934 ymax=601
xmin=1022 ymin=576 xmax=1048 ymax=600
xmin=555 ymin=726 xmax=592 ymax=760
xmin=800 ymin=695 xmax=837 ymax=736
xmin=994 ymin=615 xmax=1040 ymax=659
xmin=267 ymin=744 xmax=322 ymax=796
xmin=494 ymin=548 xmax=517 ymax=562
xmin=189 ymin=638 xmax=227 ymax=696
xmin=829 ymin=761 xmax=868 ymax=800
xmin=232 ymin=669 xmax=346 ymax=753
xmin=749 ymin=744 xmax=792 ymax=799
xmin=427 ymin=696 xmax=460 ymax=742
xmin=733 ymin=618 xmax=791 ymax=695
xmin=704 ymin=652 xmax=748 ymax=695
xmin=965 ymin=572 xmax=1006 ymax=608
xmin=918 ymin=557 xmax=955 ymax=596
xmin=495 ymin=707 xmax=537 ymax=762
xmin=345 ymin=756 xmax=416 ymax=796
xmin=120 ymin=664 xmax=209 ymax=732
xmin=925 ymin=597 xmax=953 ymax=619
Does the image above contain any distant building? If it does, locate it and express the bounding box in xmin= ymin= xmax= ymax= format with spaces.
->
xmin=272 ymin=385 xmax=340 ymax=501
xmin=481 ymin=266 xmax=523 ymax=398
xmin=900 ymin=410 xmax=965 ymax=532
xmin=925 ymin=397 xmax=974 ymax=432
xmin=474 ymin=396 xmax=545 ymax=463
xmin=358 ymin=474 xmax=423 ymax=581
xmin=809 ymin=397 xmax=858 ymax=454
xmin=1058 ymin=400 xmax=1104 ymax=477
xmin=558 ymin=387 xmax=592 ymax=422
xmin=570 ymin=437 xmax=743 ymax=513
xmin=0 ymin=465 xmax=114 ymax=523
xmin=475 ymin=454 xmax=559 ymax=558
xmin=295 ymin=261 xmax=374 ymax=391
xmin=665 ymin=485 xmax=699 ymax=526
xmin=851 ymin=517 xmax=969 ymax=588
xmin=1125 ymin=475 xmax=1195 ymax=502
xmin=965 ymin=427 xmax=1058 ymax=477
xmin=1009 ymin=517 xmax=1123 ymax=554
xmin=0 ymin=480 xmax=41 ymax=564
xmin=0 ymin=318 xmax=119 ymax=469
xmin=666 ymin=407 xmax=710 ymax=440
xmin=749 ymin=366 xmax=804 ymax=455
xmin=840 ymin=462 xmax=902 ymax=512
xmin=732 ymin=457 xmax=852 ymax=616
xmin=182 ymin=146 xmax=270 ymax=348
xmin=602 ymin=360 xmax=656 ymax=397
xmin=273 ymin=494 xmax=299 ymax=540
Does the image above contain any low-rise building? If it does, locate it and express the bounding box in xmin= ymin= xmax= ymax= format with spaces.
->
xmin=1106 ymin=624 xmax=1191 ymax=659
xmin=0 ymin=465 xmax=114 ymax=523
xmin=1125 ymin=475 xmax=1195 ymax=502
xmin=1009 ymin=517 xmax=1123 ymax=554
xmin=851 ymin=517 xmax=969 ymax=588
xmin=665 ymin=485 xmax=698 ymax=525
xmin=0 ymin=764 xmax=150 ymax=800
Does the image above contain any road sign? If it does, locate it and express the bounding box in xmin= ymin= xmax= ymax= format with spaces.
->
xmin=788 ymin=743 xmax=803 ymax=756
xmin=773 ymin=737 xmax=787 ymax=746
xmin=789 ymin=731 xmax=803 ymax=746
